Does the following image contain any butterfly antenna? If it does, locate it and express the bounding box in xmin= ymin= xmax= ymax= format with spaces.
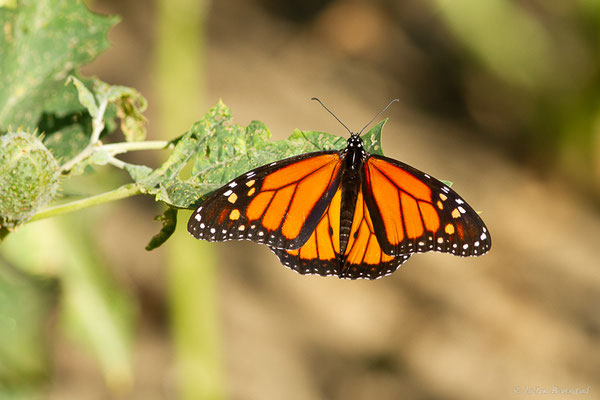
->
xmin=311 ymin=97 xmax=353 ymax=135
xmin=358 ymin=98 xmax=399 ymax=136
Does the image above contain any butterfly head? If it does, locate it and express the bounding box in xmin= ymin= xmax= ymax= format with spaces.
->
xmin=346 ymin=134 xmax=363 ymax=148
xmin=343 ymin=133 xmax=368 ymax=166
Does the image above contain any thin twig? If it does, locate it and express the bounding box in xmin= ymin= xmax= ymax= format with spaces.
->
xmin=59 ymin=95 xmax=109 ymax=173
xmin=29 ymin=184 xmax=142 ymax=223
xmin=103 ymin=140 xmax=170 ymax=155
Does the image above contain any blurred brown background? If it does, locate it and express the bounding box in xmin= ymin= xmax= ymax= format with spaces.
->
xmin=28 ymin=0 xmax=600 ymax=398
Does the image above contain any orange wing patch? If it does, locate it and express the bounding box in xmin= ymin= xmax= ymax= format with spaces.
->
xmin=364 ymin=155 xmax=491 ymax=257
xmin=281 ymin=159 xmax=341 ymax=239
xmin=247 ymin=154 xmax=340 ymax=239
xmin=368 ymin=157 xmax=432 ymax=201
xmin=261 ymin=154 xmax=339 ymax=190
xmin=270 ymin=188 xmax=410 ymax=280
xmin=281 ymin=189 xmax=341 ymax=275
xmin=188 ymin=152 xmax=341 ymax=250
xmin=366 ymin=158 xmax=439 ymax=250
xmin=342 ymin=189 xmax=405 ymax=279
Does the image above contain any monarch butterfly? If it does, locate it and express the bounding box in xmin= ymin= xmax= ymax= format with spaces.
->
xmin=188 ymin=99 xmax=491 ymax=279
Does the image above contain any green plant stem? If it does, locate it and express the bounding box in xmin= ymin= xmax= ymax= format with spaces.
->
xmin=29 ymin=184 xmax=142 ymax=223
xmin=104 ymin=141 xmax=170 ymax=169
xmin=90 ymin=96 xmax=108 ymax=144
xmin=102 ymin=140 xmax=170 ymax=155
xmin=59 ymin=141 xmax=102 ymax=174
xmin=60 ymin=140 xmax=170 ymax=174
xmin=60 ymin=93 xmax=109 ymax=173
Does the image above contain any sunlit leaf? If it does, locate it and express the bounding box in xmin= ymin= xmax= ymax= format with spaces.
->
xmin=0 ymin=0 xmax=118 ymax=129
xmin=127 ymin=100 xmax=386 ymax=209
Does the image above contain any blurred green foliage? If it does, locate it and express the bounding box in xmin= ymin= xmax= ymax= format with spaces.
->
xmin=429 ymin=0 xmax=600 ymax=193
xmin=0 ymin=258 xmax=55 ymax=398
xmin=0 ymin=0 xmax=117 ymax=146
xmin=0 ymin=0 xmax=132 ymax=396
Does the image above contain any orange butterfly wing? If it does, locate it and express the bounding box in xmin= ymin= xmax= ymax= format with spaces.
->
xmin=188 ymin=138 xmax=491 ymax=280
xmin=363 ymin=155 xmax=491 ymax=257
xmin=270 ymin=187 xmax=411 ymax=279
xmin=188 ymin=151 xmax=342 ymax=250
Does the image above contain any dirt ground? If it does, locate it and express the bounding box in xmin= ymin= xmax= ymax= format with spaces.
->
xmin=48 ymin=0 xmax=599 ymax=399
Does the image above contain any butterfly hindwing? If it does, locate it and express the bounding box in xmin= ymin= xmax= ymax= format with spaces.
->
xmin=270 ymin=189 xmax=343 ymax=277
xmin=363 ymin=155 xmax=491 ymax=257
xmin=269 ymin=187 xmax=411 ymax=280
xmin=188 ymin=151 xmax=342 ymax=250
xmin=341 ymin=186 xmax=411 ymax=278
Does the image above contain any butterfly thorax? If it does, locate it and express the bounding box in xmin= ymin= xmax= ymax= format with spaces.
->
xmin=338 ymin=135 xmax=368 ymax=257
xmin=343 ymin=135 xmax=367 ymax=171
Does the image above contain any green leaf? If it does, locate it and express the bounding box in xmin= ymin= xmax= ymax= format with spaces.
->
xmin=109 ymin=85 xmax=147 ymax=142
xmin=361 ymin=119 xmax=386 ymax=156
xmin=0 ymin=0 xmax=118 ymax=130
xmin=66 ymin=75 xmax=98 ymax=118
xmin=127 ymin=100 xmax=365 ymax=209
xmin=145 ymin=207 xmax=178 ymax=251
xmin=38 ymin=114 xmax=91 ymax=161
xmin=68 ymin=77 xmax=148 ymax=143
xmin=41 ymin=104 xmax=119 ymax=163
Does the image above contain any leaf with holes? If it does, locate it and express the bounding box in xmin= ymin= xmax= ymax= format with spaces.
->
xmin=125 ymin=100 xmax=386 ymax=209
xmin=0 ymin=0 xmax=119 ymax=161
xmin=0 ymin=0 xmax=118 ymax=128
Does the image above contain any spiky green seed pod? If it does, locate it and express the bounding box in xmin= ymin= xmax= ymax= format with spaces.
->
xmin=0 ymin=131 xmax=60 ymax=229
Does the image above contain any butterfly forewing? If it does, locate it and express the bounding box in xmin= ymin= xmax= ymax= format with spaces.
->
xmin=363 ymin=155 xmax=491 ymax=257
xmin=188 ymin=151 xmax=342 ymax=250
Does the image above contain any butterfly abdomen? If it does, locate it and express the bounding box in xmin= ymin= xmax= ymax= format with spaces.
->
xmin=338 ymin=140 xmax=367 ymax=258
